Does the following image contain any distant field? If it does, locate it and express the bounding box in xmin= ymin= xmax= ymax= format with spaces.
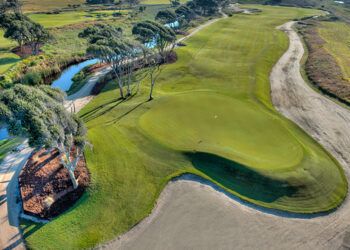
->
xmin=21 ymin=0 xmax=173 ymax=12
xmin=21 ymin=0 xmax=85 ymax=12
xmin=28 ymin=10 xmax=126 ymax=28
xmin=22 ymin=6 xmax=345 ymax=250
xmin=0 ymin=9 xmax=130 ymax=75
xmin=141 ymin=0 xmax=185 ymax=4
xmin=318 ymin=21 xmax=350 ymax=81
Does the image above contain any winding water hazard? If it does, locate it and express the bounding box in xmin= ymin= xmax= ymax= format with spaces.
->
xmin=99 ymin=22 xmax=350 ymax=250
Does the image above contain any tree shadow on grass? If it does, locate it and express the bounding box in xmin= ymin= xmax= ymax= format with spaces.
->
xmin=185 ymin=151 xmax=298 ymax=203
xmin=21 ymin=221 xmax=43 ymax=239
xmin=0 ymin=57 xmax=20 ymax=66
xmin=80 ymin=97 xmax=125 ymax=123
xmin=105 ymin=100 xmax=148 ymax=125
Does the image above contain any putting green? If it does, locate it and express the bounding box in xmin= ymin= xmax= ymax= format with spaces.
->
xmin=22 ymin=5 xmax=347 ymax=250
xmin=139 ymin=90 xmax=346 ymax=212
xmin=140 ymin=91 xmax=303 ymax=170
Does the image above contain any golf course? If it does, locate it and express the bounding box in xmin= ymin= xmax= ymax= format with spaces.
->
xmin=19 ymin=5 xmax=348 ymax=250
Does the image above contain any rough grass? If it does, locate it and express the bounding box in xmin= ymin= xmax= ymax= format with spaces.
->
xmin=299 ymin=20 xmax=350 ymax=104
xmin=22 ymin=5 xmax=347 ymax=250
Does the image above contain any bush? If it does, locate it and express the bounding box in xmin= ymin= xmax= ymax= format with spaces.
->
xmin=112 ymin=12 xmax=122 ymax=17
xmin=22 ymin=72 xmax=43 ymax=86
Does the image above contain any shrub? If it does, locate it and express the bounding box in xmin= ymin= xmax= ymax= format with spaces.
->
xmin=22 ymin=72 xmax=43 ymax=86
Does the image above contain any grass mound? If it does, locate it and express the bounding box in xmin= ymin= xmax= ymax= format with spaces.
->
xmin=22 ymin=5 xmax=347 ymax=250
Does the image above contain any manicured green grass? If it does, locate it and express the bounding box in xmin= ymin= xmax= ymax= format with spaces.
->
xmin=22 ymin=5 xmax=346 ymax=250
xmin=318 ymin=21 xmax=350 ymax=82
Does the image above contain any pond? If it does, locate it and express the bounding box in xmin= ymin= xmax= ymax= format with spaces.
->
xmin=0 ymin=59 xmax=101 ymax=141
xmin=165 ymin=20 xmax=180 ymax=29
xmin=0 ymin=128 xmax=9 ymax=141
xmin=51 ymin=58 xmax=100 ymax=92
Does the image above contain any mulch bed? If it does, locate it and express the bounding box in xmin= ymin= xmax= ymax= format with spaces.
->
xmin=19 ymin=148 xmax=90 ymax=219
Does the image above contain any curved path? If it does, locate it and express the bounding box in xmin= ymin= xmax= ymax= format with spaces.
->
xmin=0 ymin=143 xmax=32 ymax=250
xmin=99 ymin=22 xmax=350 ymax=250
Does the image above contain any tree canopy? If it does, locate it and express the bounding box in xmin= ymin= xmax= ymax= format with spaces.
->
xmin=186 ymin=0 xmax=222 ymax=16
xmin=175 ymin=5 xmax=195 ymax=21
xmin=132 ymin=20 xmax=176 ymax=60
xmin=155 ymin=9 xmax=177 ymax=24
xmin=0 ymin=4 xmax=51 ymax=55
xmin=86 ymin=0 xmax=115 ymax=4
xmin=79 ymin=24 xmax=122 ymax=44
xmin=0 ymin=85 xmax=86 ymax=188
xmin=83 ymin=25 xmax=143 ymax=98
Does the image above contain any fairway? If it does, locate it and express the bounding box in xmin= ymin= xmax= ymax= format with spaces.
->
xmin=22 ymin=5 xmax=347 ymax=250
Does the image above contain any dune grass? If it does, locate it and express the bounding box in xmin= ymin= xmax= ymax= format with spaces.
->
xmin=318 ymin=21 xmax=350 ymax=82
xmin=22 ymin=5 xmax=347 ymax=250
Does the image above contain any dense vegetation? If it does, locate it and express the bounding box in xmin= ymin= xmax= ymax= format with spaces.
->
xmin=0 ymin=85 xmax=87 ymax=188
xmin=0 ymin=1 xmax=51 ymax=56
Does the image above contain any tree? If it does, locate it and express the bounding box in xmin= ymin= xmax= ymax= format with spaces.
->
xmin=155 ymin=9 xmax=177 ymax=24
xmin=175 ymin=5 xmax=195 ymax=21
xmin=132 ymin=20 xmax=176 ymax=61
xmin=146 ymin=55 xmax=163 ymax=100
xmin=81 ymin=25 xmax=138 ymax=98
xmin=0 ymin=0 xmax=22 ymax=14
xmin=86 ymin=37 xmax=142 ymax=98
xmin=0 ymin=11 xmax=51 ymax=55
xmin=170 ymin=0 xmax=181 ymax=7
xmin=132 ymin=21 xmax=176 ymax=100
xmin=3 ymin=19 xmax=29 ymax=51
xmin=0 ymin=85 xmax=86 ymax=189
xmin=27 ymin=22 xmax=51 ymax=55
xmin=86 ymin=0 xmax=115 ymax=4
xmin=186 ymin=0 xmax=222 ymax=16
xmin=79 ymin=24 xmax=122 ymax=44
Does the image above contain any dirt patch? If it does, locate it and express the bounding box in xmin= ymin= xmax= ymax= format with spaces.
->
xmin=298 ymin=20 xmax=350 ymax=105
xmin=11 ymin=44 xmax=43 ymax=58
xmin=19 ymin=148 xmax=90 ymax=219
